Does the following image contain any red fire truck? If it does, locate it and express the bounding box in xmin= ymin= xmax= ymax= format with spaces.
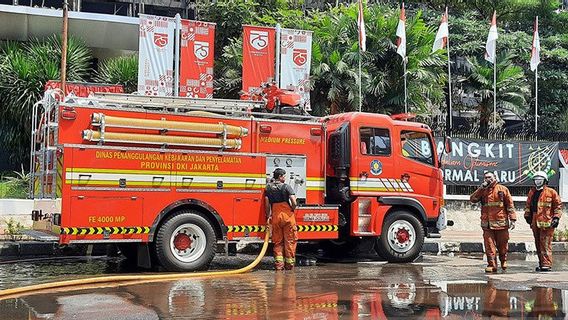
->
xmin=29 ymin=92 xmax=449 ymax=271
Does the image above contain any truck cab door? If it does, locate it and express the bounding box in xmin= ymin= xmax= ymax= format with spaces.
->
xmin=396 ymin=130 xmax=441 ymax=213
xmin=353 ymin=127 xmax=396 ymax=194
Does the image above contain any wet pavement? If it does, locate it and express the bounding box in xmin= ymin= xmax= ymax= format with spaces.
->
xmin=1 ymin=253 xmax=568 ymax=319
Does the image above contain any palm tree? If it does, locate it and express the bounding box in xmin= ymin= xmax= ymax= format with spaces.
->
xmin=95 ymin=55 xmax=138 ymax=93
xmin=462 ymin=52 xmax=529 ymax=137
xmin=0 ymin=36 xmax=91 ymax=167
xmin=364 ymin=6 xmax=447 ymax=116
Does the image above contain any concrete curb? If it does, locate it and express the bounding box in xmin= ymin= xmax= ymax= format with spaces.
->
xmin=422 ymin=240 xmax=568 ymax=254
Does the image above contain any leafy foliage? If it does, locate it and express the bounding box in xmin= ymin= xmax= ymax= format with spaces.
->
xmin=0 ymin=36 xmax=91 ymax=166
xmin=95 ymin=55 xmax=138 ymax=93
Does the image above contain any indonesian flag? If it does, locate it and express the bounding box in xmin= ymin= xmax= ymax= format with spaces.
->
xmin=396 ymin=3 xmax=406 ymax=58
xmin=530 ymin=16 xmax=541 ymax=71
xmin=432 ymin=8 xmax=449 ymax=52
xmin=484 ymin=11 xmax=498 ymax=64
xmin=358 ymin=0 xmax=366 ymax=52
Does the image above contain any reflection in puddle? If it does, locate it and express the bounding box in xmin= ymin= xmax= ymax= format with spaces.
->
xmin=1 ymin=264 xmax=567 ymax=319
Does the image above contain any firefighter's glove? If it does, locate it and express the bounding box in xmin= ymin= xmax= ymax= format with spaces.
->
xmin=551 ymin=217 xmax=560 ymax=229
xmin=480 ymin=181 xmax=489 ymax=189
xmin=509 ymin=220 xmax=515 ymax=230
xmin=525 ymin=216 xmax=532 ymax=225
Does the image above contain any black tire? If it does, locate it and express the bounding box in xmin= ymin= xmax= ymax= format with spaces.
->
xmin=321 ymin=237 xmax=376 ymax=257
xmin=117 ymin=243 xmax=138 ymax=261
xmin=376 ymin=211 xmax=425 ymax=263
xmin=155 ymin=210 xmax=216 ymax=271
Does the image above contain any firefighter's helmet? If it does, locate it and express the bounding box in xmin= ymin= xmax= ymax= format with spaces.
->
xmin=533 ymin=171 xmax=548 ymax=181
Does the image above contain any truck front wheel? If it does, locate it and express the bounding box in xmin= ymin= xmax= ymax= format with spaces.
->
xmin=155 ymin=210 xmax=216 ymax=271
xmin=376 ymin=211 xmax=424 ymax=263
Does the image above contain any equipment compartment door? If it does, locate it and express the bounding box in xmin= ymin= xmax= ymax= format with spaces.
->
xmin=66 ymin=196 xmax=144 ymax=239
xmin=230 ymin=197 xmax=264 ymax=239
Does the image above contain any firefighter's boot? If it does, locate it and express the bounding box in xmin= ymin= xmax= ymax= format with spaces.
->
xmin=501 ymin=261 xmax=508 ymax=271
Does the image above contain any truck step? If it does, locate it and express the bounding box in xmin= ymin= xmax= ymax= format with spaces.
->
xmin=20 ymin=229 xmax=59 ymax=242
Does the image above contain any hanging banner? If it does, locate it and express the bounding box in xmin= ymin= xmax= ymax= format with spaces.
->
xmin=436 ymin=138 xmax=559 ymax=187
xmin=279 ymin=28 xmax=313 ymax=111
xmin=137 ymin=14 xmax=175 ymax=96
xmin=242 ymin=25 xmax=276 ymax=93
xmin=179 ymin=19 xmax=216 ymax=98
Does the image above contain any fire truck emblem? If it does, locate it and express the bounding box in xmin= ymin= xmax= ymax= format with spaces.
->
xmin=293 ymin=49 xmax=308 ymax=66
xmin=194 ymin=41 xmax=210 ymax=60
xmin=250 ymin=30 xmax=269 ymax=50
xmin=154 ymin=33 xmax=169 ymax=48
xmin=370 ymin=160 xmax=383 ymax=176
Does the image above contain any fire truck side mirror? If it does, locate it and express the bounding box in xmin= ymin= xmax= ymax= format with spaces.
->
xmin=444 ymin=136 xmax=452 ymax=154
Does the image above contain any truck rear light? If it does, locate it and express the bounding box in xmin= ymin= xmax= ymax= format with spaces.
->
xmin=259 ymin=125 xmax=272 ymax=133
xmin=310 ymin=128 xmax=323 ymax=136
xmin=61 ymin=107 xmax=77 ymax=120
xmin=53 ymin=213 xmax=61 ymax=226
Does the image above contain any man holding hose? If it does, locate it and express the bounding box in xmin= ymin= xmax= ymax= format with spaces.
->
xmin=265 ymin=168 xmax=298 ymax=271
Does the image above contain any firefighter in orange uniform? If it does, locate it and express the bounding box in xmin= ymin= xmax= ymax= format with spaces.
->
xmin=470 ymin=172 xmax=517 ymax=273
xmin=524 ymin=171 xmax=562 ymax=272
xmin=265 ymin=168 xmax=298 ymax=271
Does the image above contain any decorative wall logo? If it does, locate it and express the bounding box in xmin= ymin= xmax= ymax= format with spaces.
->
xmin=293 ymin=48 xmax=308 ymax=66
xmin=194 ymin=41 xmax=210 ymax=60
xmin=250 ymin=30 xmax=269 ymax=50
xmin=153 ymin=33 xmax=169 ymax=48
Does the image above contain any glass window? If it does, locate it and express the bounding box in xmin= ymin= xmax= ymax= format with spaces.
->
xmin=400 ymin=131 xmax=434 ymax=166
xmin=359 ymin=128 xmax=391 ymax=156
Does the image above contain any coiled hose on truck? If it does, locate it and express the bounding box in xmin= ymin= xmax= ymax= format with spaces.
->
xmin=0 ymin=228 xmax=270 ymax=301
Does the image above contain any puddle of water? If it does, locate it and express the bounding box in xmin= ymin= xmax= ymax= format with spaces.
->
xmin=1 ymin=263 xmax=567 ymax=319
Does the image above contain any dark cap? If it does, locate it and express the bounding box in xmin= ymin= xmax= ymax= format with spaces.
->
xmin=273 ymin=168 xmax=286 ymax=179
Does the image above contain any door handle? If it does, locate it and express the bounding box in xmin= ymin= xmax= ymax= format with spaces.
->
xmin=360 ymin=171 xmax=368 ymax=179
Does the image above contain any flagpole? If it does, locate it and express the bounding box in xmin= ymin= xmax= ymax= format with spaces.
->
xmin=446 ymin=8 xmax=452 ymax=130
xmin=493 ymin=59 xmax=497 ymax=131
xmin=359 ymin=48 xmax=362 ymax=112
xmin=403 ymin=59 xmax=407 ymax=113
xmin=535 ymin=66 xmax=538 ymax=134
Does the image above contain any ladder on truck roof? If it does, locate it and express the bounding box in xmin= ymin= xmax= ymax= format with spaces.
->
xmin=93 ymin=93 xmax=263 ymax=114
xmin=91 ymin=93 xmax=316 ymax=121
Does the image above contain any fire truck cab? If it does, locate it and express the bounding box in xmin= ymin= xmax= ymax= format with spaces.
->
xmin=28 ymin=92 xmax=448 ymax=271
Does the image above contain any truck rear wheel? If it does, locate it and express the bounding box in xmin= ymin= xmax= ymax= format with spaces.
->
xmin=155 ymin=210 xmax=216 ymax=271
xmin=376 ymin=211 xmax=424 ymax=263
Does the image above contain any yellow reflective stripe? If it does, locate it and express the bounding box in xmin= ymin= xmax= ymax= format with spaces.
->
xmin=483 ymin=202 xmax=504 ymax=207
xmin=70 ymin=167 xmax=265 ymax=178
xmin=275 ymin=256 xmax=284 ymax=262
xmin=307 ymin=187 xmax=325 ymax=191
xmin=538 ymin=202 xmax=552 ymax=207
xmin=66 ymin=180 xmax=264 ymax=188
xmin=285 ymin=257 xmax=295 ymax=263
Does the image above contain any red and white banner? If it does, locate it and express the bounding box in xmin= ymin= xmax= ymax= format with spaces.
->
xmin=180 ymin=19 xmax=216 ymax=98
xmin=242 ymin=25 xmax=276 ymax=93
xmin=279 ymin=28 xmax=313 ymax=111
xmin=137 ymin=14 xmax=175 ymax=96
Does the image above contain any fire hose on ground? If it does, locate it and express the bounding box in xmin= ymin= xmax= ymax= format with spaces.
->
xmin=0 ymin=227 xmax=270 ymax=301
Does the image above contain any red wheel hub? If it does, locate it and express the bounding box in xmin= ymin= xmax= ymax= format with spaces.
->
xmin=396 ymin=228 xmax=410 ymax=243
xmin=173 ymin=233 xmax=192 ymax=251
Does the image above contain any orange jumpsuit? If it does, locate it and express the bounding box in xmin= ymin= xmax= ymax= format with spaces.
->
xmin=524 ymin=186 xmax=562 ymax=268
xmin=271 ymin=202 xmax=298 ymax=270
xmin=470 ymin=183 xmax=517 ymax=270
